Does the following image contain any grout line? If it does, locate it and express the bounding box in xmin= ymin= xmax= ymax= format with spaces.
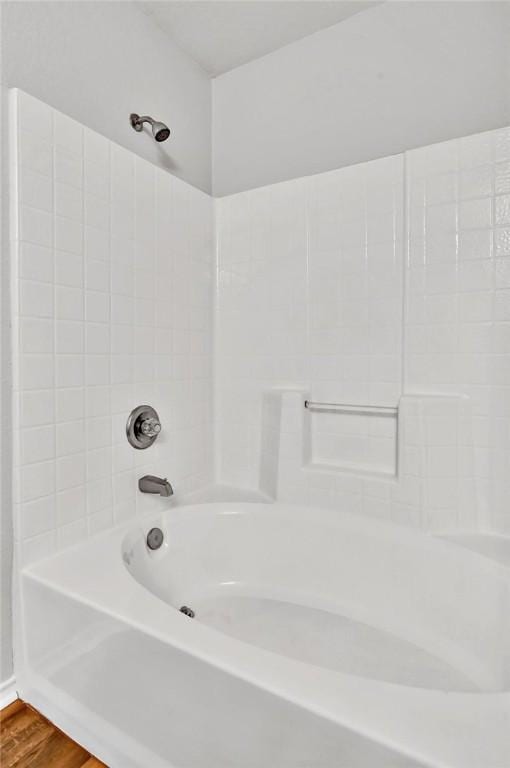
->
xmin=212 ymin=196 xmax=220 ymax=485
xmin=400 ymin=151 xmax=408 ymax=401
xmin=51 ymin=107 xmax=58 ymax=545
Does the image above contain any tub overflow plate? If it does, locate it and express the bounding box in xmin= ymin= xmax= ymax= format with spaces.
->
xmin=146 ymin=527 xmax=164 ymax=550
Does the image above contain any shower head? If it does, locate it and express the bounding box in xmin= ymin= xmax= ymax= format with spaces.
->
xmin=151 ymin=121 xmax=171 ymax=142
xmin=130 ymin=113 xmax=170 ymax=142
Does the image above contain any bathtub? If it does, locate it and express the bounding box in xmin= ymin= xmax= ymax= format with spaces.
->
xmin=19 ymin=502 xmax=510 ymax=768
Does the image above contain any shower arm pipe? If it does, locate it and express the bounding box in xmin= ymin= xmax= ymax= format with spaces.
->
xmin=131 ymin=114 xmax=157 ymax=130
xmin=304 ymin=400 xmax=398 ymax=416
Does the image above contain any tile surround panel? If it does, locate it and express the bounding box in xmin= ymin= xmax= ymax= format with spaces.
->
xmin=216 ymin=126 xmax=510 ymax=533
xmin=11 ymin=90 xmax=214 ymax=565
xmin=11 ymin=90 xmax=510 ymax=565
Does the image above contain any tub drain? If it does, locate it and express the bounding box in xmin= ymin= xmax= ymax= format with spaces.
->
xmin=180 ymin=605 xmax=195 ymax=618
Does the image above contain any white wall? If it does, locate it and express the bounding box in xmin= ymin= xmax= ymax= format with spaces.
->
xmin=212 ymin=1 xmax=510 ymax=196
xmin=1 ymin=1 xmax=212 ymax=193
xmin=10 ymin=90 xmax=214 ymax=568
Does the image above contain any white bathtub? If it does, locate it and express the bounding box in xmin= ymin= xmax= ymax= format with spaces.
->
xmin=19 ymin=503 xmax=510 ymax=768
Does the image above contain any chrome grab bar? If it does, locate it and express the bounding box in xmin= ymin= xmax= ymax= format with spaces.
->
xmin=304 ymin=400 xmax=397 ymax=416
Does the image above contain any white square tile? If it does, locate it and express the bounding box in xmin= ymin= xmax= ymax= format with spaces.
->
xmin=459 ymin=166 xmax=492 ymax=200
xmin=56 ymin=388 xmax=84 ymax=422
xmin=56 ymin=320 xmax=84 ymax=354
xmin=20 ymin=317 xmax=53 ymax=353
xmin=20 ymin=390 xmax=54 ymax=428
xmin=20 ymin=354 xmax=54 ymax=391
xmin=86 ymin=475 xmax=113 ymax=515
xmin=86 ymin=291 xmax=110 ymax=323
xmin=55 ymin=355 xmax=84 ymax=388
xmin=85 ymin=355 xmax=110 ymax=386
xmin=111 ymin=235 xmax=134 ymax=266
xmin=458 ymin=229 xmax=493 ymax=261
xmin=112 ymin=443 xmax=133 ymax=474
xmin=495 ymin=195 xmax=510 ymax=227
xmin=111 ymin=355 xmax=133 ymax=385
xmin=110 ymin=325 xmax=132 ymax=356
xmin=85 ymin=161 xmax=110 ymax=200
xmin=495 ymin=162 xmax=510 ymax=195
xmin=56 ymin=419 xmax=85 ymax=457
xmin=20 ymin=280 xmax=53 ymax=318
xmin=55 ymin=147 xmax=83 ymax=189
xmin=19 ymin=205 xmax=52 ymax=247
xmin=19 ymin=167 xmax=53 ymax=213
xmin=56 ymin=285 xmax=84 ymax=320
xmin=86 ymin=259 xmax=110 ymax=292
xmin=86 ymin=323 xmax=110 ymax=354
xmin=458 ymin=198 xmax=492 ymax=230
xmin=111 ymin=294 xmax=133 ymax=325
xmin=20 ymin=495 xmax=55 ymax=539
xmin=495 ymin=290 xmax=510 ymax=321
xmin=18 ymin=130 xmax=52 ymax=177
xmin=55 ymin=216 xmax=82 ymax=255
xmin=56 ymin=453 xmax=86 ymax=492
xmin=56 ymin=487 xmax=86 ymax=527
xmin=495 ymin=228 xmax=510 ymax=257
xmin=55 ymin=251 xmax=83 ymax=288
xmin=55 ymin=182 xmax=83 ymax=222
xmin=496 ymin=258 xmax=510 ymax=289
xmin=19 ymin=242 xmax=53 ymax=283
xmin=21 ymin=425 xmax=55 ymax=464
xmin=111 ymin=203 xmax=135 ymax=241
xmin=457 ymin=261 xmax=493 ymax=293
xmin=85 ymin=194 xmax=109 ymax=231
xmin=85 ymin=225 xmax=110 ymax=262
xmin=19 ymin=460 xmax=55 ymax=503
xmin=111 ymin=265 xmax=134 ymax=296
xmin=86 ymin=386 xmax=111 ymax=418
xmin=86 ymin=447 xmax=112 ymax=481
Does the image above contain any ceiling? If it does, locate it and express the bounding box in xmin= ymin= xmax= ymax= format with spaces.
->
xmin=138 ymin=1 xmax=380 ymax=77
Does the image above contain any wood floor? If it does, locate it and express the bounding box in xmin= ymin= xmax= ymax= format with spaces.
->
xmin=1 ymin=699 xmax=107 ymax=768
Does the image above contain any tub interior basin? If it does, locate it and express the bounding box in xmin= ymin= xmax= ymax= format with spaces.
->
xmin=122 ymin=503 xmax=510 ymax=694
xmin=184 ymin=588 xmax=478 ymax=691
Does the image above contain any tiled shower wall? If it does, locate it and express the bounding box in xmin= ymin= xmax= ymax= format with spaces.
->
xmin=216 ymin=156 xmax=404 ymax=487
xmin=11 ymin=90 xmax=214 ymax=565
xmin=216 ymin=126 xmax=510 ymax=533
xmin=406 ymin=130 xmax=510 ymax=532
xmin=10 ymin=88 xmax=510 ymax=553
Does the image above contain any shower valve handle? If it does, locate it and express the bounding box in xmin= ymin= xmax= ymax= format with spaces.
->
xmin=140 ymin=417 xmax=161 ymax=438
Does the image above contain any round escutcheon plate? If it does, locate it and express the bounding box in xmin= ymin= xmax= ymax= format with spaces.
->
xmin=126 ymin=405 xmax=162 ymax=449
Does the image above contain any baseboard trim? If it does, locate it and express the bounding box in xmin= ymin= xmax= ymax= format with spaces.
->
xmin=0 ymin=675 xmax=18 ymax=709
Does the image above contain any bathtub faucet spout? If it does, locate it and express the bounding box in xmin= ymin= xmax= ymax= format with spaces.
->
xmin=138 ymin=475 xmax=174 ymax=497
